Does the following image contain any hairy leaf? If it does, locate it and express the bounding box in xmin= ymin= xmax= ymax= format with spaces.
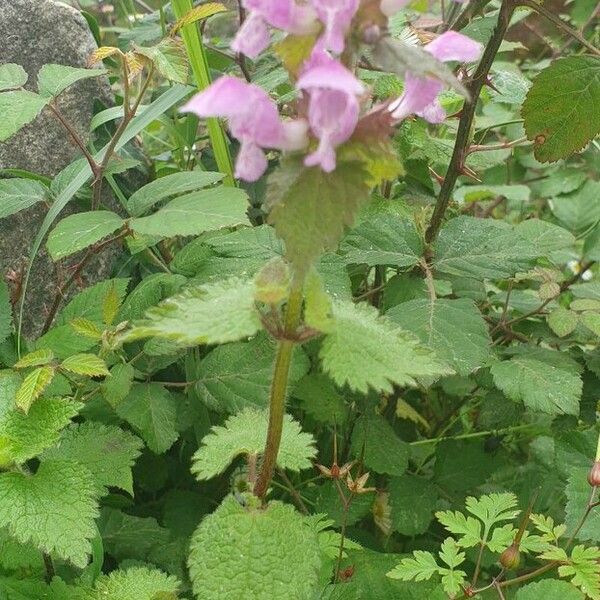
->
xmin=93 ymin=566 xmax=180 ymax=600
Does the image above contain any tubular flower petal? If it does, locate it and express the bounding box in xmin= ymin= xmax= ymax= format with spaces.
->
xmin=181 ymin=76 xmax=308 ymax=182
xmin=389 ymin=31 xmax=482 ymax=123
xmin=298 ymin=51 xmax=364 ymax=172
xmin=310 ymin=0 xmax=360 ymax=54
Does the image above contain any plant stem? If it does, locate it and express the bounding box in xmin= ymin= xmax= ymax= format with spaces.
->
xmin=425 ymin=0 xmax=517 ymax=244
xmin=409 ymin=423 xmax=538 ymax=446
xmin=171 ymin=0 xmax=236 ymax=186
xmin=254 ymin=276 xmax=305 ymax=500
xmin=277 ymin=468 xmax=309 ymax=514
xmin=518 ymin=0 xmax=600 ymax=57
xmin=42 ymin=553 xmax=55 ymax=583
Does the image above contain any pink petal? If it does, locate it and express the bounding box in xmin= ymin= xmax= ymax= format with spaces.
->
xmin=231 ymin=13 xmax=271 ymax=58
xmin=425 ymin=31 xmax=482 ymax=63
xmin=243 ymin=0 xmax=317 ymax=34
xmin=235 ymin=141 xmax=268 ymax=181
xmin=310 ymin=0 xmax=359 ymax=54
xmin=380 ymin=0 xmax=411 ymax=16
xmin=417 ymin=100 xmax=446 ymax=123
xmin=279 ymin=119 xmax=310 ymax=151
xmin=297 ymin=50 xmax=364 ymax=96
xmin=305 ymin=136 xmax=337 ymax=172
xmin=181 ymin=76 xmax=255 ymax=119
xmin=389 ymin=73 xmax=443 ymax=121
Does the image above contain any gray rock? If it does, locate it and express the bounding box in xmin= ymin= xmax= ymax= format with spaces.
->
xmin=0 ymin=0 xmax=118 ymax=339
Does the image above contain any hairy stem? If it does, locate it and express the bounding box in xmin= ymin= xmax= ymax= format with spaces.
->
xmin=254 ymin=277 xmax=305 ymax=499
xmin=425 ymin=0 xmax=517 ymax=244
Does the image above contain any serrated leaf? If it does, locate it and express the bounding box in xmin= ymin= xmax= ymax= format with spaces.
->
xmin=191 ymin=408 xmax=316 ymax=480
xmin=70 ymin=317 xmax=103 ymax=340
xmin=0 ymin=397 xmax=81 ymax=465
xmin=320 ymin=300 xmax=452 ymax=393
xmin=515 ymin=219 xmax=576 ymax=255
xmin=101 ymin=363 xmax=135 ymax=409
xmin=387 ymin=550 xmax=440 ymax=581
xmin=350 ymin=414 xmax=408 ymax=476
xmin=134 ymin=39 xmax=188 ymax=84
xmin=0 ymin=460 xmax=98 ymax=567
xmin=127 ymin=170 xmax=224 ymax=216
xmin=491 ymin=355 xmax=582 ymax=415
xmin=128 ymin=278 xmax=261 ymax=346
xmin=37 ymin=64 xmax=107 ymax=98
xmin=433 ymin=216 xmax=537 ymax=279
xmin=94 ymin=566 xmax=180 ymax=600
xmin=191 ymin=334 xmax=309 ymax=412
xmin=341 ymin=214 xmax=423 ymax=267
xmin=188 ymin=495 xmax=321 ymax=600
xmin=14 ymin=349 xmax=55 ymax=369
xmin=60 ymin=354 xmax=109 ymax=377
xmin=15 ymin=366 xmax=55 ymax=413
xmin=516 ymin=580 xmax=585 ymax=600
xmin=558 ymin=545 xmax=600 ymax=600
xmin=116 ymin=383 xmax=178 ymax=453
xmin=581 ymin=312 xmax=600 ymax=337
xmin=436 ymin=510 xmax=482 ymax=547
xmin=387 ymin=298 xmax=490 ymax=376
xmin=548 ymin=307 xmax=579 ymax=337
xmin=389 ymin=475 xmax=438 ymax=536
xmin=130 ymin=187 xmax=249 ymax=237
xmin=46 ymin=211 xmax=124 ymax=261
xmin=0 ymin=90 xmax=49 ymax=142
xmin=42 ymin=422 xmax=142 ymax=495
xmin=465 ymin=492 xmax=519 ymax=530
xmin=0 ymin=63 xmax=28 ymax=91
xmin=549 ymin=181 xmax=600 ymax=235
xmin=171 ymin=2 xmax=227 ymax=34
xmin=565 ymin=467 xmax=600 ymax=542
xmin=268 ymin=162 xmax=370 ymax=272
xmin=522 ymin=56 xmax=600 ymax=162
xmin=0 ymin=178 xmax=48 ymax=219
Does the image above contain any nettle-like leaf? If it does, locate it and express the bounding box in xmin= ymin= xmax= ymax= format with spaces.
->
xmin=101 ymin=363 xmax=135 ymax=409
xmin=60 ymin=353 xmax=109 ymax=377
xmin=267 ymin=161 xmax=370 ymax=272
xmin=116 ymin=383 xmax=178 ymax=454
xmin=387 ymin=298 xmax=491 ymax=376
xmin=432 ymin=216 xmax=538 ymax=280
xmin=93 ymin=566 xmax=180 ymax=600
xmin=191 ymin=408 xmax=316 ymax=480
xmin=15 ymin=366 xmax=56 ymax=413
xmin=319 ymin=300 xmax=452 ymax=393
xmin=491 ymin=352 xmax=582 ymax=415
xmin=542 ymin=545 xmax=600 ymax=599
xmin=0 ymin=90 xmax=49 ymax=142
xmin=188 ymin=495 xmax=321 ymax=600
xmin=565 ymin=467 xmax=600 ymax=542
xmin=522 ymin=56 xmax=600 ymax=162
xmin=0 ymin=397 xmax=82 ymax=465
xmin=42 ymin=422 xmax=143 ymax=495
xmin=127 ymin=278 xmax=261 ymax=346
xmin=516 ymin=580 xmax=586 ymax=600
xmin=0 ymin=63 xmax=28 ymax=90
xmin=36 ymin=64 xmax=107 ymax=98
xmin=134 ymin=38 xmax=189 ymax=84
xmin=388 ymin=537 xmax=467 ymax=598
xmin=350 ymin=414 xmax=408 ymax=476
xmin=0 ymin=460 xmax=99 ymax=568
xmin=0 ymin=178 xmax=48 ymax=220
xmin=388 ymin=474 xmax=438 ymax=536
xmin=341 ymin=214 xmax=423 ymax=268
xmin=190 ymin=334 xmax=309 ymax=413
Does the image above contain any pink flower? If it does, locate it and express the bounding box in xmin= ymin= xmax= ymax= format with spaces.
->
xmin=389 ymin=31 xmax=482 ymax=123
xmin=311 ymin=0 xmax=359 ymax=54
xmin=232 ymin=0 xmax=317 ymax=58
xmin=297 ymin=50 xmax=364 ymax=172
xmin=181 ymin=76 xmax=308 ymax=181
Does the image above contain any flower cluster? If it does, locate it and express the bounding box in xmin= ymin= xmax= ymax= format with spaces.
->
xmin=182 ymin=0 xmax=482 ymax=181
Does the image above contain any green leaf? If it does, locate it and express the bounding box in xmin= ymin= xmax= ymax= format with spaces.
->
xmin=387 ymin=298 xmax=490 ymax=376
xmin=491 ymin=355 xmax=582 ymax=415
xmin=550 ymin=181 xmax=600 ymax=234
xmin=320 ymin=300 xmax=452 ymax=393
xmin=14 ymin=349 xmax=55 ymax=369
xmin=558 ymin=545 xmax=600 ymax=600
xmin=464 ymin=492 xmax=519 ymax=530
xmin=387 ymin=550 xmax=440 ymax=582
xmin=438 ymin=538 xmax=467 ymax=597
xmin=130 ymin=187 xmax=249 ymax=237
xmin=515 ymin=219 xmax=576 ymax=255
xmin=0 ymin=397 xmax=81 ymax=465
xmin=341 ymin=214 xmax=423 ymax=267
xmin=93 ymin=566 xmax=180 ymax=600
xmin=350 ymin=414 xmax=408 ymax=476
xmin=0 ymin=63 xmax=28 ymax=91
xmin=101 ymin=363 xmax=135 ymax=409
xmin=42 ymin=422 xmax=143 ymax=495
xmin=127 ymin=170 xmax=224 ymax=216
xmin=0 ymin=281 xmax=12 ymax=345
xmin=548 ymin=307 xmax=579 ymax=337
xmin=454 ymin=184 xmax=530 ymax=204
xmin=116 ymin=383 xmax=178 ymax=453
xmin=118 ymin=273 xmax=185 ymax=322
xmin=0 ymin=90 xmax=49 ymax=142
xmin=60 ymin=353 xmax=109 ymax=377
xmin=389 ymin=475 xmax=438 ymax=536
xmin=37 ymin=64 xmax=107 ymax=98
xmin=192 ymin=334 xmax=309 ymax=412
xmin=188 ymin=495 xmax=321 ymax=600
xmin=433 ymin=216 xmax=537 ymax=279
xmin=436 ymin=509 xmax=482 ymax=548
xmin=268 ymin=162 xmax=370 ymax=272
xmin=0 ymin=460 xmax=98 ymax=567
xmin=516 ymin=580 xmax=585 ymax=600
xmin=46 ymin=211 xmax=124 ymax=261
xmin=0 ymin=178 xmax=48 ymax=219
xmin=565 ymin=468 xmax=600 ymax=542
xmin=522 ymin=56 xmax=600 ymax=162
xmin=292 ymin=373 xmax=348 ymax=425
xmin=191 ymin=408 xmax=316 ymax=480
xmin=15 ymin=366 xmax=55 ymax=413
xmin=134 ymin=39 xmax=188 ymax=84
xmin=128 ymin=278 xmax=261 ymax=346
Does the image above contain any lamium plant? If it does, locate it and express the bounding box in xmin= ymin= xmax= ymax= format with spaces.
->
xmin=0 ymin=0 xmax=598 ymax=599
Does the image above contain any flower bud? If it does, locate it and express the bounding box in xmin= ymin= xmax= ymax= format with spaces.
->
xmin=499 ymin=544 xmax=521 ymax=570
xmin=588 ymin=461 xmax=600 ymax=487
